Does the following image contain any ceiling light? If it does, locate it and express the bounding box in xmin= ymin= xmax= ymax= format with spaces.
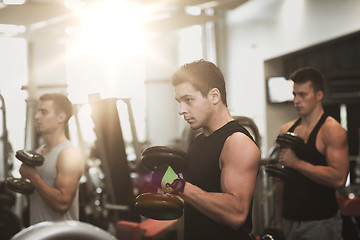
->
xmin=0 ymin=24 xmax=26 ymax=34
xmin=3 ymin=0 xmax=27 ymax=5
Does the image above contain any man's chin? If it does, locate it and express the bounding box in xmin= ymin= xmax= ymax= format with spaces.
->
xmin=36 ymin=128 xmax=44 ymax=134
xmin=297 ymin=110 xmax=304 ymax=116
xmin=189 ymin=123 xmax=201 ymax=130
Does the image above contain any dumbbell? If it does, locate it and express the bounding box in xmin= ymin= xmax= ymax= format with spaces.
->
xmin=134 ymin=146 xmax=189 ymax=220
xmin=260 ymin=228 xmax=285 ymax=240
xmin=275 ymin=132 xmax=306 ymax=157
xmin=265 ymin=132 xmax=305 ymax=182
xmin=6 ymin=150 xmax=44 ymax=195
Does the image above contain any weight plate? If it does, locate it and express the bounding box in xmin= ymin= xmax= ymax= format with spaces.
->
xmin=276 ymin=133 xmax=306 ymax=158
xmin=6 ymin=177 xmax=34 ymax=195
xmin=142 ymin=146 xmax=189 ymax=172
xmin=134 ymin=193 xmax=184 ymax=220
xmin=15 ymin=150 xmax=44 ymax=167
xmin=265 ymin=164 xmax=300 ymax=182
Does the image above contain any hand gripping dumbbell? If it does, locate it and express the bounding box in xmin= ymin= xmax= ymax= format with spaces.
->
xmin=6 ymin=150 xmax=44 ymax=195
xmin=134 ymin=146 xmax=189 ymax=220
xmin=265 ymin=132 xmax=305 ymax=182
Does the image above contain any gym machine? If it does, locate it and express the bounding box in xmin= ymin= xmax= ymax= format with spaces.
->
xmin=70 ymin=94 xmax=149 ymax=229
xmin=0 ymin=92 xmax=11 ymax=182
xmin=0 ymin=93 xmax=22 ymax=239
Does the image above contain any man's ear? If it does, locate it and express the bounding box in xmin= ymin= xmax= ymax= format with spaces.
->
xmin=209 ymin=88 xmax=221 ymax=104
xmin=316 ymin=90 xmax=324 ymax=101
xmin=57 ymin=112 xmax=67 ymax=124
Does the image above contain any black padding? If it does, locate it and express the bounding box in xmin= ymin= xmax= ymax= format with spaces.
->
xmin=134 ymin=193 xmax=184 ymax=220
xmin=142 ymin=146 xmax=189 ymax=172
xmin=6 ymin=177 xmax=35 ymax=195
xmin=15 ymin=150 xmax=44 ymax=167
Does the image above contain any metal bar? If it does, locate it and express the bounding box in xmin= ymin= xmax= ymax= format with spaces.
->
xmin=119 ymin=98 xmax=142 ymax=167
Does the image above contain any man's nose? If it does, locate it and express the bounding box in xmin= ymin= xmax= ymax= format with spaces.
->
xmin=293 ymin=95 xmax=299 ymax=104
xmin=178 ymin=103 xmax=186 ymax=115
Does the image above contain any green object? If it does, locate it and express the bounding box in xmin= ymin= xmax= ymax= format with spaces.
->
xmin=161 ymin=166 xmax=179 ymax=193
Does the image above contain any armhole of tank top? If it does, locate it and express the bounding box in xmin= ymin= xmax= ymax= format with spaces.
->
xmin=307 ymin=113 xmax=328 ymax=145
xmin=288 ymin=118 xmax=301 ymax=132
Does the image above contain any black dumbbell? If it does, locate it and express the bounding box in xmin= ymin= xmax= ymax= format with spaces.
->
xmin=6 ymin=150 xmax=44 ymax=195
xmin=141 ymin=146 xmax=189 ymax=173
xmin=275 ymin=132 xmax=306 ymax=158
xmin=134 ymin=146 xmax=189 ymax=220
xmin=265 ymin=132 xmax=305 ymax=182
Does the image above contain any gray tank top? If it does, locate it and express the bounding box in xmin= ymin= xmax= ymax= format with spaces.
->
xmin=30 ymin=140 xmax=79 ymax=225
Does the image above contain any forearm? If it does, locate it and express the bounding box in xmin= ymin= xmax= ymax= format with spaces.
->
xmin=294 ymin=160 xmax=347 ymax=189
xmin=30 ymin=174 xmax=73 ymax=213
xmin=180 ymin=182 xmax=249 ymax=229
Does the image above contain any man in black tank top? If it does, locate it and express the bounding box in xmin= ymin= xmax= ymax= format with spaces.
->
xmin=275 ymin=67 xmax=349 ymax=240
xmin=171 ymin=60 xmax=260 ymax=240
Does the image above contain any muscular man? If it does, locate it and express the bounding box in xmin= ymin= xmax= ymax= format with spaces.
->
xmin=171 ymin=60 xmax=260 ymax=240
xmin=275 ymin=67 xmax=349 ymax=239
xmin=20 ymin=93 xmax=84 ymax=225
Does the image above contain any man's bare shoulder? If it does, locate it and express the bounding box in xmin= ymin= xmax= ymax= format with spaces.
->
xmin=279 ymin=119 xmax=298 ymax=134
xmin=321 ymin=116 xmax=347 ymax=140
xmin=60 ymin=146 xmax=82 ymax=158
xmin=57 ymin=146 xmax=84 ymax=171
xmin=224 ymin=132 xmax=260 ymax=160
xmin=227 ymin=131 xmax=257 ymax=146
xmin=222 ymin=132 xmax=260 ymax=174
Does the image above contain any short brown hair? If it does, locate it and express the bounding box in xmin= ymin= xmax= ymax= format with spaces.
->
xmin=290 ymin=67 xmax=325 ymax=93
xmin=39 ymin=93 xmax=73 ymax=123
xmin=171 ymin=59 xmax=227 ymax=106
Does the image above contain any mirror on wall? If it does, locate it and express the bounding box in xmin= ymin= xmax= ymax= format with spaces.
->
xmin=266 ymin=76 xmax=294 ymax=104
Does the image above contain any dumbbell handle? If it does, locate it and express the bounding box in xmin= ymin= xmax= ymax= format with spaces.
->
xmin=24 ymin=151 xmax=38 ymax=159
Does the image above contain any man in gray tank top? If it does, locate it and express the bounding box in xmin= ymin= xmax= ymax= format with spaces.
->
xmin=20 ymin=93 xmax=84 ymax=225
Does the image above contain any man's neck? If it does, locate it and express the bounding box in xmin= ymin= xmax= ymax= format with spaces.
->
xmin=202 ymin=106 xmax=233 ymax=136
xmin=43 ymin=131 xmax=67 ymax=152
xmin=301 ymin=105 xmax=324 ymax=127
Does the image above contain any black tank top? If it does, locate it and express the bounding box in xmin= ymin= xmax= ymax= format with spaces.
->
xmin=283 ymin=113 xmax=338 ymax=221
xmin=184 ymin=120 xmax=255 ymax=240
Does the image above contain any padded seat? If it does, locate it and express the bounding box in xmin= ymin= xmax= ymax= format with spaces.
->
xmin=337 ymin=194 xmax=360 ymax=239
xmin=116 ymin=219 xmax=177 ymax=240
xmin=343 ymin=198 xmax=360 ymax=216
xmin=337 ymin=195 xmax=360 ymax=216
